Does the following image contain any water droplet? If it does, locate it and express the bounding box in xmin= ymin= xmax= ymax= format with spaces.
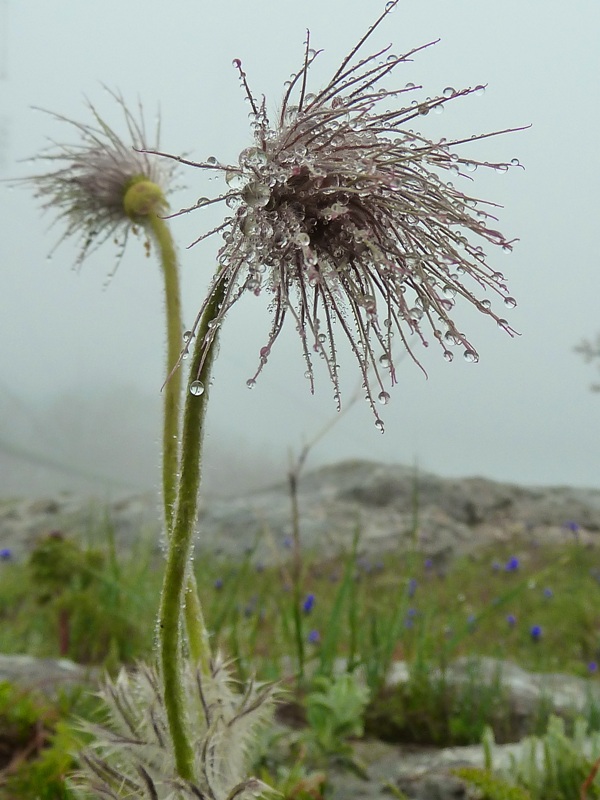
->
xmin=379 ymin=353 xmax=391 ymax=366
xmin=504 ymin=296 xmax=517 ymax=308
xmin=190 ymin=380 xmax=205 ymax=396
xmin=463 ymin=349 xmax=479 ymax=363
xmin=443 ymin=350 xmax=454 ymax=362
xmin=378 ymin=391 xmax=391 ymax=405
xmin=206 ymin=156 xmax=218 ymax=166
xmin=443 ymin=87 xmax=455 ymax=98
xmin=242 ymin=181 xmax=270 ymax=208
xmin=183 ymin=330 xmax=193 ymax=343
xmin=497 ymin=318 xmax=508 ymax=328
xmin=294 ymin=232 xmax=310 ymax=247
xmin=246 ymin=378 xmax=256 ymax=389
xmin=474 ymin=85 xmax=485 ymax=96
xmin=375 ymin=419 xmax=385 ymax=433
xmin=232 ymin=58 xmax=242 ymax=69
xmin=385 ymin=1 xmax=396 ymax=12
xmin=196 ymin=197 xmax=210 ymax=207
xmin=464 ymin=161 xmax=477 ymax=173
xmin=510 ymin=158 xmax=520 ymax=167
xmin=225 ymin=169 xmax=245 ymax=188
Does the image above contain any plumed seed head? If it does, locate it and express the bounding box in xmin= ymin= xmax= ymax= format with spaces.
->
xmin=23 ymin=89 xmax=175 ymax=273
xmin=152 ymin=0 xmax=524 ymax=428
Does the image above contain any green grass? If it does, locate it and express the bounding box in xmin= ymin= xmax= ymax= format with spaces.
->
xmin=1 ymin=522 xmax=600 ymax=797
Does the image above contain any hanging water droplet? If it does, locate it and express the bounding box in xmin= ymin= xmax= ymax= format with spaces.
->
xmin=246 ymin=378 xmax=256 ymax=389
xmin=375 ymin=419 xmax=385 ymax=433
xmin=183 ymin=330 xmax=193 ymax=343
xmin=497 ymin=318 xmax=508 ymax=328
xmin=474 ymin=85 xmax=485 ymax=96
xmin=206 ymin=156 xmax=218 ymax=165
xmin=225 ymin=169 xmax=245 ymax=189
xmin=510 ymin=158 xmax=520 ymax=167
xmin=379 ymin=353 xmax=391 ymax=366
xmin=232 ymin=58 xmax=242 ymax=69
xmin=463 ymin=349 xmax=479 ymax=363
xmin=385 ymin=1 xmax=396 ymax=12
xmin=377 ymin=391 xmax=391 ymax=405
xmin=504 ymin=296 xmax=517 ymax=308
xmin=190 ymin=380 xmax=205 ymax=396
xmin=443 ymin=350 xmax=454 ymax=362
xmin=443 ymin=87 xmax=455 ymax=98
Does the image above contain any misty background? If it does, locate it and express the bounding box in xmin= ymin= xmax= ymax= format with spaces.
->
xmin=1 ymin=0 xmax=599 ymax=499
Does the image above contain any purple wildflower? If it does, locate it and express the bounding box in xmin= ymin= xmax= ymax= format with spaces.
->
xmin=307 ymin=629 xmax=320 ymax=644
xmin=302 ymin=593 xmax=316 ymax=614
xmin=152 ymin=1 xmax=521 ymax=426
xmin=507 ymin=614 xmax=517 ymax=627
xmin=0 ymin=549 xmax=12 ymax=561
xmin=214 ymin=578 xmax=224 ymax=590
xmin=505 ymin=556 xmax=519 ymax=572
xmin=530 ymin=624 xmax=542 ymax=641
xmin=543 ymin=587 xmax=553 ymax=599
xmin=407 ymin=578 xmax=418 ymax=598
xmin=588 ymin=661 xmax=598 ymax=674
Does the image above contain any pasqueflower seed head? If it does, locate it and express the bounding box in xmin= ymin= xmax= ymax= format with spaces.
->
xmin=24 ymin=89 xmax=175 ymax=273
xmin=151 ymin=0 xmax=524 ymax=429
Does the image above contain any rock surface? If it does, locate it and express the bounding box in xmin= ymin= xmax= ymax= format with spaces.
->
xmin=1 ymin=460 xmax=599 ymax=563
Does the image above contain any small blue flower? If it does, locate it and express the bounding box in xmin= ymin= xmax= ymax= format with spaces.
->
xmin=467 ymin=613 xmax=477 ymax=627
xmin=543 ymin=587 xmax=553 ymax=599
xmin=307 ymin=629 xmax=320 ymax=644
xmin=407 ymin=607 xmax=418 ymax=618
xmin=214 ymin=578 xmax=224 ymax=590
xmin=0 ymin=549 xmax=12 ymax=561
xmin=407 ymin=578 xmax=418 ymax=598
xmin=505 ymin=557 xmax=519 ymax=572
xmin=564 ymin=520 xmax=580 ymax=533
xmin=302 ymin=593 xmax=315 ymax=614
xmin=507 ymin=614 xmax=517 ymax=627
xmin=424 ymin=558 xmax=433 ymax=570
xmin=588 ymin=661 xmax=598 ymax=674
xmin=530 ymin=624 xmax=542 ymax=641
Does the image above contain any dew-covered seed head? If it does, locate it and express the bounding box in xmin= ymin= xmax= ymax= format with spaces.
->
xmin=153 ymin=1 xmax=522 ymax=425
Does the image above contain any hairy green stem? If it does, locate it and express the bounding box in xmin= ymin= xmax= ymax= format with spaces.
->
xmin=158 ymin=283 xmax=224 ymax=781
xmin=147 ymin=212 xmax=182 ymax=527
xmin=146 ymin=211 xmax=206 ymax=666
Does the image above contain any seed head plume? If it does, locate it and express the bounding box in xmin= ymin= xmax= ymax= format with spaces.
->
xmin=24 ymin=88 xmax=175 ymax=275
xmin=149 ymin=0 xmax=523 ymax=428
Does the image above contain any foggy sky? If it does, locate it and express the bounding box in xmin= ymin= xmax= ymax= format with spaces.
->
xmin=1 ymin=0 xmax=599 ymax=497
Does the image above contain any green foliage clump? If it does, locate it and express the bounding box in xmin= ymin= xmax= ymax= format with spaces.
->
xmin=0 ymin=681 xmax=94 ymax=800
xmin=459 ymin=717 xmax=600 ymax=800
xmin=304 ymin=673 xmax=370 ymax=757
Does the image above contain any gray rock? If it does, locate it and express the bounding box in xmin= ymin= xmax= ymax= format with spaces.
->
xmin=2 ymin=460 xmax=599 ymax=566
xmin=0 ymin=653 xmax=98 ymax=696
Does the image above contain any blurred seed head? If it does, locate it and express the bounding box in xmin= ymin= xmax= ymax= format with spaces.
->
xmin=24 ymin=89 xmax=175 ymax=274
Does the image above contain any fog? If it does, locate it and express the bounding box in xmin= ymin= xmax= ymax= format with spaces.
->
xmin=1 ymin=0 xmax=599 ymax=499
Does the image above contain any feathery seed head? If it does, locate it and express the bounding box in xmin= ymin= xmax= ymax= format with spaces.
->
xmin=153 ymin=0 xmax=523 ymax=427
xmin=25 ymin=90 xmax=174 ymax=272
